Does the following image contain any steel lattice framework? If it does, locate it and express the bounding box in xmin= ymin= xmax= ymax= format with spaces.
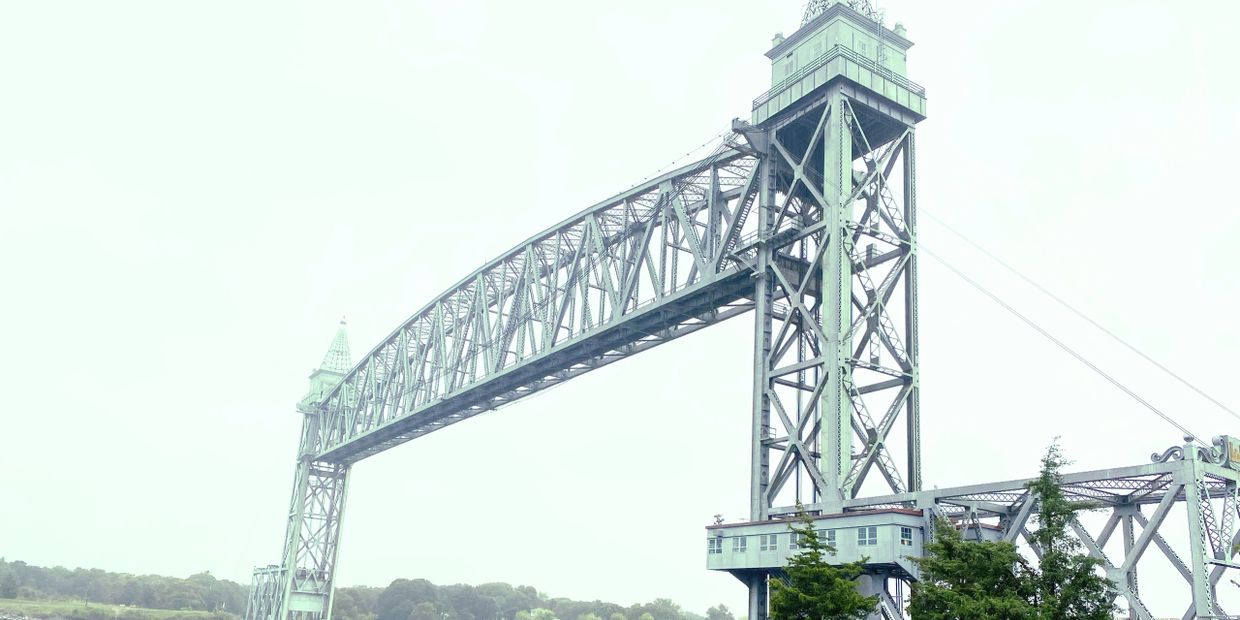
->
xmin=839 ymin=441 xmax=1240 ymax=620
xmin=245 ymin=3 xmax=1238 ymax=620
xmin=313 ymin=143 xmax=765 ymax=464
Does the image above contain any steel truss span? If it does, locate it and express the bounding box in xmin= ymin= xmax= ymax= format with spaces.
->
xmin=247 ymin=4 xmax=1236 ymax=619
xmin=313 ymin=144 xmax=765 ymax=464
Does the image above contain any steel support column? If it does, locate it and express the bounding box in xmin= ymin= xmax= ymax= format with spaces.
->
xmin=247 ymin=413 xmax=351 ymax=620
xmin=820 ymin=85 xmax=854 ymax=512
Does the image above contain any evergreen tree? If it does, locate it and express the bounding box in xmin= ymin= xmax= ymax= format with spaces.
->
xmin=1025 ymin=443 xmax=1115 ymax=619
xmin=909 ymin=444 xmax=1116 ymax=619
xmin=908 ymin=520 xmax=1036 ymax=619
xmin=769 ymin=511 xmax=876 ymax=620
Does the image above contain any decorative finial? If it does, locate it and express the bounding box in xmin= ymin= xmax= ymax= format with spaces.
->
xmin=803 ymin=0 xmax=882 ymax=26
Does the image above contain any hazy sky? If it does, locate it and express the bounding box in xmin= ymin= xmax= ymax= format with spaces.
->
xmin=3 ymin=0 xmax=1239 ymax=617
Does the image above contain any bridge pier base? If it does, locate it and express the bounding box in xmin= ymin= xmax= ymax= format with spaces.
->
xmin=744 ymin=573 xmax=768 ymax=620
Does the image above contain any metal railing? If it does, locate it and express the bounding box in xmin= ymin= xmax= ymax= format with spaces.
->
xmin=752 ymin=44 xmax=925 ymax=110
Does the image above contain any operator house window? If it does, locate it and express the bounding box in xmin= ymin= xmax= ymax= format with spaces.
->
xmin=819 ymin=529 xmax=837 ymax=547
xmin=733 ymin=536 xmax=747 ymax=553
xmin=708 ymin=538 xmax=722 ymax=555
xmin=900 ymin=527 xmax=913 ymax=547
xmin=858 ymin=526 xmax=878 ymax=547
xmin=760 ymin=533 xmax=778 ymax=551
xmin=789 ymin=532 xmax=800 ymax=550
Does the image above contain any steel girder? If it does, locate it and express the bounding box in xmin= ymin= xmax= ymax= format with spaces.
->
xmin=834 ymin=439 xmax=1240 ymax=619
xmin=309 ymin=144 xmax=766 ymax=465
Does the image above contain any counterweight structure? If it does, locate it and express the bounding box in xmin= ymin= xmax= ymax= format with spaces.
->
xmin=246 ymin=2 xmax=1240 ymax=619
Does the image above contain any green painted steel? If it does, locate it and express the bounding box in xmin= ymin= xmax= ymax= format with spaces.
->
xmin=753 ymin=3 xmax=924 ymax=125
xmin=246 ymin=1 xmax=1239 ymax=619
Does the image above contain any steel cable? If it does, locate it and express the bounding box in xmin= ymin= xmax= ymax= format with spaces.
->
xmin=920 ymin=244 xmax=1208 ymax=447
xmin=922 ymin=209 xmax=1240 ymax=425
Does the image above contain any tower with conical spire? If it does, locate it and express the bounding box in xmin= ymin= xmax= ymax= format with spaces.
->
xmin=248 ymin=319 xmax=355 ymax=620
xmin=300 ymin=319 xmax=351 ymax=412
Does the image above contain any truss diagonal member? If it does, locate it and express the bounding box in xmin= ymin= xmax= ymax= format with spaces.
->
xmin=846 ymin=254 xmax=911 ymax=340
xmin=1120 ymin=483 xmax=1181 ymax=573
xmin=715 ymin=168 xmax=760 ymax=268
xmin=846 ymin=143 xmax=908 ymax=232
xmin=769 ymin=392 xmax=831 ymax=497
xmin=1001 ymin=494 xmax=1036 ymax=543
xmin=1021 ymin=527 xmax=1044 ymax=560
xmin=1070 ymin=521 xmax=1123 ymax=578
xmin=1094 ymin=511 xmax=1121 ymax=549
xmin=1127 ymin=511 xmax=1192 ymax=585
xmin=666 ymin=181 xmax=713 ymax=280
xmin=772 ymin=137 xmax=830 ymax=211
xmin=769 ymin=263 xmax=833 ymax=346
xmin=846 ymin=384 xmax=911 ymax=495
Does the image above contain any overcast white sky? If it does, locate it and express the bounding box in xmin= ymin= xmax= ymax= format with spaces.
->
xmin=3 ymin=0 xmax=1240 ymax=617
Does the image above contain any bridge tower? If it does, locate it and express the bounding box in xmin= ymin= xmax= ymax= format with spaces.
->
xmin=247 ymin=320 xmax=354 ymax=620
xmin=726 ymin=1 xmax=926 ymax=617
xmin=243 ymin=1 xmax=1240 ymax=617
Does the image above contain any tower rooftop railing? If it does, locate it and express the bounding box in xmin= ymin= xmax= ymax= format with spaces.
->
xmin=752 ymin=44 xmax=926 ymax=124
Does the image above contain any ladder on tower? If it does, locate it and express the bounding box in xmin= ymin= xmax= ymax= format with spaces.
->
xmin=874 ymin=7 xmax=889 ymax=73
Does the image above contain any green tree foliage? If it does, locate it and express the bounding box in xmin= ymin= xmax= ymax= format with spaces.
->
xmin=332 ymin=587 xmax=379 ymax=620
xmin=909 ymin=520 xmax=1036 ymax=619
xmin=375 ymin=579 xmax=438 ymax=620
xmin=0 ymin=559 xmax=245 ymax=614
xmin=0 ymin=558 xmax=717 ymax=620
xmin=0 ymin=562 xmax=19 ymax=599
xmin=704 ymin=605 xmax=733 ymax=620
xmin=409 ymin=602 xmax=441 ymax=620
xmin=769 ymin=512 xmax=877 ymax=620
xmin=909 ymin=443 xmax=1116 ymax=619
xmin=1024 ymin=443 xmax=1115 ymax=619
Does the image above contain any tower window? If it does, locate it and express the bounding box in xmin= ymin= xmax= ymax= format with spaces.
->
xmin=900 ymin=527 xmax=914 ymax=547
xmin=708 ymin=538 xmax=722 ymax=555
xmin=789 ymin=532 xmax=800 ymax=550
xmin=760 ymin=533 xmax=778 ymax=551
xmin=858 ymin=526 xmax=878 ymax=547
xmin=819 ymin=529 xmax=837 ymax=547
xmin=733 ymin=536 xmax=748 ymax=553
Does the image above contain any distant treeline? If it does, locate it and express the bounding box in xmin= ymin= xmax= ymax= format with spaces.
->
xmin=0 ymin=560 xmax=733 ymax=620
xmin=333 ymin=579 xmax=733 ymax=620
xmin=0 ymin=559 xmax=245 ymax=614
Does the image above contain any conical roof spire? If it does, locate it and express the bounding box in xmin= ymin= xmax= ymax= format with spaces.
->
xmin=301 ymin=317 xmax=353 ymax=410
xmin=319 ymin=317 xmax=352 ymax=374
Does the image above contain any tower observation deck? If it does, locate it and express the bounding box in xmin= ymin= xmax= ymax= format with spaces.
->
xmin=246 ymin=2 xmax=1240 ymax=619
